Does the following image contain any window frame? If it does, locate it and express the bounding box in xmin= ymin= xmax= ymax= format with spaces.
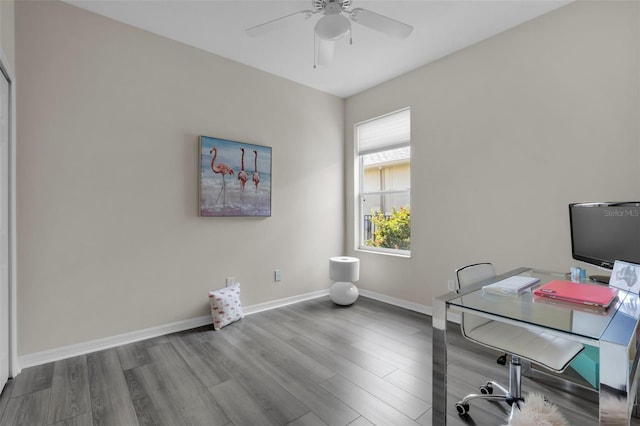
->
xmin=355 ymin=108 xmax=411 ymax=257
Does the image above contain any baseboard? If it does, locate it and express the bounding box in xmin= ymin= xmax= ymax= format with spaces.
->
xmin=17 ymin=287 xmax=458 ymax=372
xmin=18 ymin=289 xmax=330 ymax=371
xmin=359 ymin=289 xmax=461 ymax=324
xmin=359 ymin=289 xmax=433 ymax=315
xmin=17 ymin=315 xmax=214 ymax=372
xmin=244 ymin=289 xmax=329 ymax=315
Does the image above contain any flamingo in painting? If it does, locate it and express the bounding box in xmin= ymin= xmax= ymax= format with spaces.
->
xmin=252 ymin=150 xmax=260 ymax=192
xmin=238 ymin=148 xmax=248 ymax=191
xmin=210 ymin=147 xmax=234 ymax=203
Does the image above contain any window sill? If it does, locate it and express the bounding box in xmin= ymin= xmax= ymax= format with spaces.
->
xmin=356 ymin=247 xmax=411 ymax=258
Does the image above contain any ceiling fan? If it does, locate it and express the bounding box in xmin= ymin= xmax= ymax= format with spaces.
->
xmin=246 ymin=0 xmax=414 ymax=67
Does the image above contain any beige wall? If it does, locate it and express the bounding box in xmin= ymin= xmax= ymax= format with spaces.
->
xmin=345 ymin=1 xmax=640 ymax=304
xmin=14 ymin=0 xmax=640 ymax=358
xmin=16 ymin=1 xmax=344 ymax=355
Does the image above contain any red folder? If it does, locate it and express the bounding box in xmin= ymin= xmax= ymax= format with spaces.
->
xmin=533 ymin=280 xmax=618 ymax=308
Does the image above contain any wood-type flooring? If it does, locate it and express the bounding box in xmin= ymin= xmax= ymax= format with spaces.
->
xmin=0 ymin=296 xmax=637 ymax=425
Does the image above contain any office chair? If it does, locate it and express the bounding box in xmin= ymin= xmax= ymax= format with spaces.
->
xmin=454 ymin=263 xmax=584 ymax=419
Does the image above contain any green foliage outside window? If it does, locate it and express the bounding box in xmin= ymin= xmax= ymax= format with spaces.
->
xmin=367 ymin=206 xmax=410 ymax=250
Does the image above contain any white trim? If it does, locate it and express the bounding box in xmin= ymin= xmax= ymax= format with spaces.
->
xmin=358 ymin=288 xmax=431 ymax=315
xmin=18 ymin=289 xmax=330 ymax=370
xmin=359 ymin=288 xmax=461 ymax=324
xmin=244 ymin=289 xmax=329 ymax=315
xmin=17 ymin=288 xmax=459 ymax=371
xmin=0 ymin=48 xmax=17 ymax=380
xmin=18 ymin=316 xmax=213 ymax=370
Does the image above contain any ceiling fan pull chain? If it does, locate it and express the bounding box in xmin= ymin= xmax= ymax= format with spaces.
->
xmin=313 ymin=31 xmax=317 ymax=69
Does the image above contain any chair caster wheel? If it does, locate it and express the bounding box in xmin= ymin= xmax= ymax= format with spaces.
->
xmin=480 ymin=382 xmax=493 ymax=395
xmin=497 ymin=354 xmax=507 ymax=365
xmin=455 ymin=402 xmax=470 ymax=416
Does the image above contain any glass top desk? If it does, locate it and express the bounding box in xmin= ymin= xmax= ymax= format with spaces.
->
xmin=432 ymin=267 xmax=640 ymax=425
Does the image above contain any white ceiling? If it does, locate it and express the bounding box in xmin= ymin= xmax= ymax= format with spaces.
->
xmin=63 ymin=0 xmax=571 ymax=98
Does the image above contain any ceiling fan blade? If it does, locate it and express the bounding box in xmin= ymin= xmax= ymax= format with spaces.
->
xmin=349 ymin=8 xmax=413 ymax=39
xmin=246 ymin=10 xmax=314 ymax=37
xmin=316 ymin=39 xmax=335 ymax=66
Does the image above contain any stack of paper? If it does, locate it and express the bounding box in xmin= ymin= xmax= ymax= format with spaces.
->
xmin=482 ymin=276 xmax=540 ymax=296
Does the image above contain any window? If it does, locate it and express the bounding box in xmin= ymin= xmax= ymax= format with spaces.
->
xmin=356 ymin=108 xmax=410 ymax=255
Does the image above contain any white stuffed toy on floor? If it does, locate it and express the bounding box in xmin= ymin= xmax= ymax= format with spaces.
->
xmin=505 ymin=393 xmax=568 ymax=426
xmin=598 ymin=395 xmax=629 ymax=426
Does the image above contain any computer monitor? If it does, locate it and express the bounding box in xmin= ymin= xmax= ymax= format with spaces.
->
xmin=569 ymin=202 xmax=640 ymax=283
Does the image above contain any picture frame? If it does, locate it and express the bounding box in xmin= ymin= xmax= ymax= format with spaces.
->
xmin=199 ymin=136 xmax=272 ymax=217
xmin=609 ymin=260 xmax=640 ymax=294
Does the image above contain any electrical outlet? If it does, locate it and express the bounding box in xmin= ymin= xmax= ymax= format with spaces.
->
xmin=447 ymin=279 xmax=456 ymax=292
xmin=226 ymin=277 xmax=235 ymax=287
xmin=274 ymin=269 xmax=282 ymax=282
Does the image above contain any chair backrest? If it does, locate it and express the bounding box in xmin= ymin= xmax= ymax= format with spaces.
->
xmin=456 ymin=263 xmax=496 ymax=291
xmin=456 ymin=263 xmax=496 ymax=336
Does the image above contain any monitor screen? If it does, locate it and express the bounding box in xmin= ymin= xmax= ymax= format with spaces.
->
xmin=569 ymin=202 xmax=640 ymax=269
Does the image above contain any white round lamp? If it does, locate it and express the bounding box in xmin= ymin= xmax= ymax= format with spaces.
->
xmin=329 ymin=256 xmax=360 ymax=305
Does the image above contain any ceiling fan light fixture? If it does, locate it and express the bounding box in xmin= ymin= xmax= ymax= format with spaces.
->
xmin=315 ymin=14 xmax=350 ymax=40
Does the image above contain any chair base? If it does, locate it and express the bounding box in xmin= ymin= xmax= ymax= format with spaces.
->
xmin=455 ymin=356 xmax=524 ymax=420
xmin=455 ymin=381 xmax=523 ymax=413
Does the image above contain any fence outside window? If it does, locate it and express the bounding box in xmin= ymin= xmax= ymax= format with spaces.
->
xmin=363 ymin=214 xmax=391 ymax=242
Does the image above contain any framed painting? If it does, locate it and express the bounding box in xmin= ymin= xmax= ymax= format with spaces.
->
xmin=199 ymin=136 xmax=272 ymax=217
xmin=609 ymin=260 xmax=640 ymax=294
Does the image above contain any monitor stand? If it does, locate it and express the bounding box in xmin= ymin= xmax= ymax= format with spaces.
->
xmin=589 ymin=274 xmax=610 ymax=284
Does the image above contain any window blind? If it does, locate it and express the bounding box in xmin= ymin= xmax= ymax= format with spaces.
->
xmin=356 ymin=108 xmax=410 ymax=155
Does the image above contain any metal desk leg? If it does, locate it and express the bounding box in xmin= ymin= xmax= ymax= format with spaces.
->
xmin=600 ymin=339 xmax=633 ymax=425
xmin=599 ymin=301 xmax=640 ymax=426
xmin=432 ymin=297 xmax=448 ymax=426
